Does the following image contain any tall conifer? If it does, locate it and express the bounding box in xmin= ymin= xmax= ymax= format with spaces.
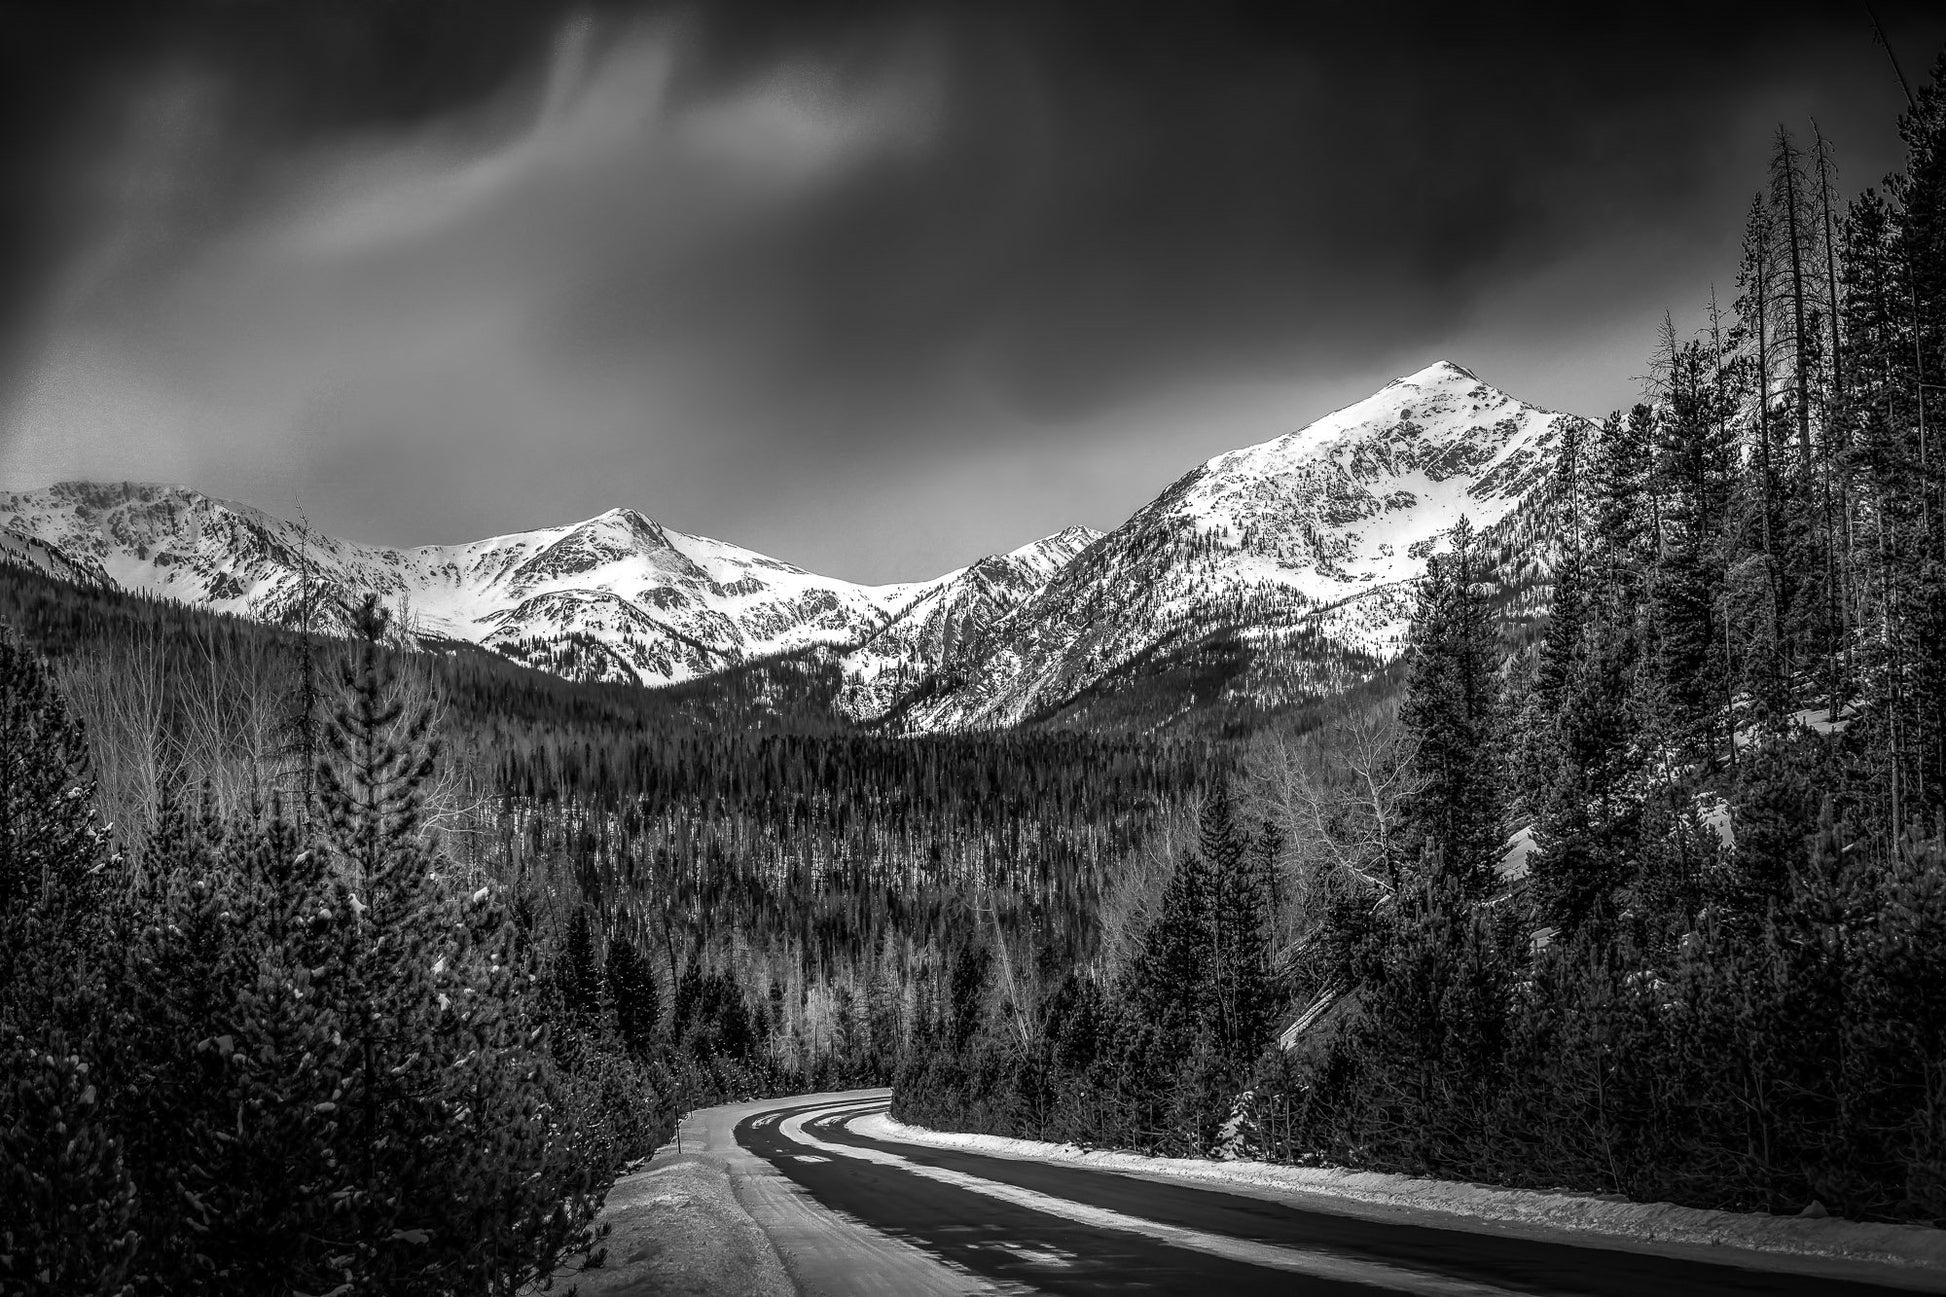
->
xmin=1401 ymin=517 xmax=1504 ymax=893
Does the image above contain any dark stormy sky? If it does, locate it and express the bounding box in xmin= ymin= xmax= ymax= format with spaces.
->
xmin=3 ymin=2 xmax=1943 ymax=582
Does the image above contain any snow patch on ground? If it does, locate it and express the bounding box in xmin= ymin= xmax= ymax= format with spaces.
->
xmin=1699 ymin=795 xmax=1735 ymax=850
xmin=859 ymin=1113 xmax=1946 ymax=1281
xmin=1789 ymin=703 xmax=1854 ymax=735
xmin=1497 ymin=826 xmax=1537 ymax=881
xmin=1731 ymin=698 xmax=1856 ymax=748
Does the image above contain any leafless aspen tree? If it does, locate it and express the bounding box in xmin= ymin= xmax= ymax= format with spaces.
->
xmin=1241 ymin=702 xmax=1423 ymax=963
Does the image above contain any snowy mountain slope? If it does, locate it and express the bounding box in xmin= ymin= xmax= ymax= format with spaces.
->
xmin=885 ymin=361 xmax=1584 ymax=732
xmin=0 ymin=526 xmax=112 ymax=588
xmin=0 ymin=482 xmax=924 ymax=687
xmin=834 ymin=526 xmax=1103 ymax=722
xmin=0 ymin=361 xmax=1581 ymax=727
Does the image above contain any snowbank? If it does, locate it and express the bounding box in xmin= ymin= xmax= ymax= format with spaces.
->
xmin=859 ymin=1113 xmax=1946 ymax=1282
xmin=534 ymin=1153 xmax=793 ymax=1297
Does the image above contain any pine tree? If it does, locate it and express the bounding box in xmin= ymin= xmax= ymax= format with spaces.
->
xmin=1771 ymin=126 xmax=1820 ymax=472
xmin=560 ymin=904 xmax=605 ymax=1034
xmin=1538 ymin=417 xmax=1588 ymax=714
xmin=1516 ymin=417 xmax=1590 ymax=811
xmin=1400 ymin=517 xmax=1504 ymax=893
xmin=1737 ymin=191 xmax=1781 ymax=560
xmin=1649 ymin=337 xmax=1739 ymax=765
xmin=1113 ymin=838 xmax=1213 ymax=1150
xmin=316 ymin=599 xmax=436 ymax=898
xmin=0 ymin=637 xmax=138 ymax=1295
xmin=309 ymin=595 xmax=609 ymax=1293
xmin=606 ymin=936 xmax=661 ymax=1059
xmin=945 ymin=942 xmax=989 ymax=1056
xmin=1204 ymin=794 xmax=1279 ymax=1079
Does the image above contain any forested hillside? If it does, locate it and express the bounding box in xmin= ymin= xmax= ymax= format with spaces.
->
xmin=0 ymin=553 xmax=1207 ymax=1290
xmin=894 ymin=52 xmax=1946 ymax=1227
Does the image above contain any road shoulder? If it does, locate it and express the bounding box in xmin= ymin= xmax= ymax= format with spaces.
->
xmin=861 ymin=1112 xmax=1946 ymax=1291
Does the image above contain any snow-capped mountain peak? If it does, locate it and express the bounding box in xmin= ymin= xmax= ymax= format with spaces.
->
xmin=1164 ymin=358 xmax=1562 ymax=597
xmin=884 ymin=361 xmax=1582 ymax=731
xmin=506 ymin=507 xmax=706 ymax=593
xmin=1010 ymin=525 xmax=1103 ymax=569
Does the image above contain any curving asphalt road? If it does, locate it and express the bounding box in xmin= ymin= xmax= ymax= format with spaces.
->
xmin=719 ymin=1090 xmax=1946 ymax=1297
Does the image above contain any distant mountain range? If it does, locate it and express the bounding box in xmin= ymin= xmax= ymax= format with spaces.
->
xmin=0 ymin=361 xmax=1584 ymax=733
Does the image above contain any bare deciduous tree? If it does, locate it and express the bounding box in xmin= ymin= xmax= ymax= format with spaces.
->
xmin=56 ymin=635 xmax=174 ymax=850
xmin=1242 ymin=701 xmax=1423 ymax=964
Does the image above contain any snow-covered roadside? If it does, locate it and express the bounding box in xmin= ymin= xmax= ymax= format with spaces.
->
xmin=530 ymin=1151 xmax=793 ymax=1297
xmin=858 ymin=1113 xmax=1946 ymax=1284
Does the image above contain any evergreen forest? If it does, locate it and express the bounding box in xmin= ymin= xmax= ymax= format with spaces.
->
xmin=0 ymin=559 xmax=1203 ymax=1293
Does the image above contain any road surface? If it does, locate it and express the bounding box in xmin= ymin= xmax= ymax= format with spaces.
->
xmin=648 ymin=1089 xmax=1946 ymax=1296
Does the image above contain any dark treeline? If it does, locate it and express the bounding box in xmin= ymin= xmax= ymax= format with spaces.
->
xmin=480 ymin=710 xmax=1202 ymax=1092
xmin=894 ymin=54 xmax=1946 ymax=1225
xmin=1020 ymin=625 xmax=1392 ymax=738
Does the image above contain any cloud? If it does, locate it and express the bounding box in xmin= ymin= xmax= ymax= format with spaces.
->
xmin=1 ymin=13 xmax=956 ymax=542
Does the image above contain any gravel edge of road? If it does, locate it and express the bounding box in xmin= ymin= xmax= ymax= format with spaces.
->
xmin=864 ymin=1113 xmax=1946 ymax=1280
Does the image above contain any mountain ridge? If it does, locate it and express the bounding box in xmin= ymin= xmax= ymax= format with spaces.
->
xmin=0 ymin=361 xmax=1583 ymax=733
xmin=881 ymin=360 xmax=1581 ymax=732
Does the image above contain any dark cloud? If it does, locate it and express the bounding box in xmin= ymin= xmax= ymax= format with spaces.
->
xmin=0 ymin=0 xmax=585 ymax=349
xmin=3 ymin=1 xmax=1944 ymax=579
